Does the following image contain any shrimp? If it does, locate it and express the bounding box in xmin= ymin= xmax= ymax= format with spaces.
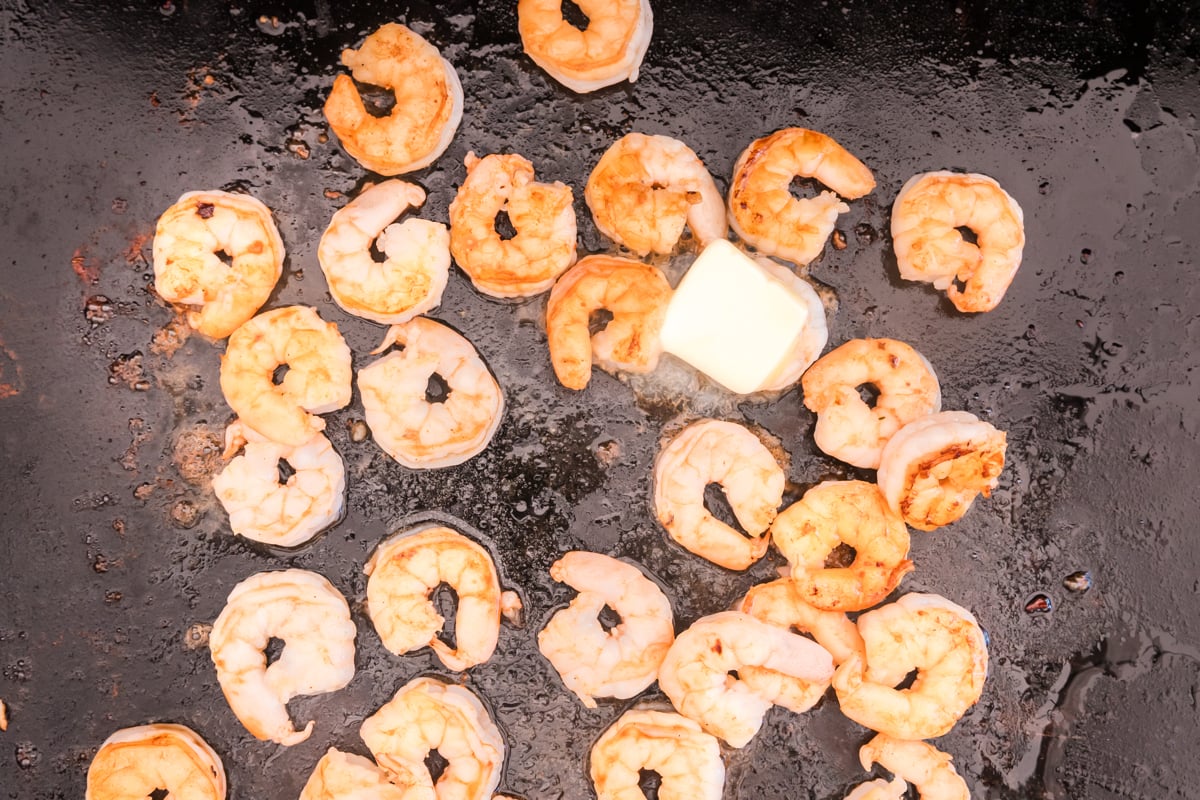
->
xmin=801 ymin=338 xmax=942 ymax=469
xmin=590 ymin=708 xmax=724 ymax=800
xmin=545 ymin=255 xmax=672 ymax=390
xmin=300 ymin=749 xmax=407 ymax=800
xmin=771 ymin=481 xmax=913 ymax=612
xmin=360 ymin=676 xmax=504 ymax=800
xmin=891 ymin=171 xmax=1025 ymax=313
xmin=518 ymin=0 xmax=653 ymax=93
xmin=653 ymin=419 xmax=784 ymax=571
xmin=537 ymin=551 xmax=674 ymax=708
xmin=365 ymin=524 xmax=520 ymax=671
xmin=218 ymin=305 xmax=352 ymax=447
xmin=752 ymin=255 xmax=831 ymax=392
xmin=323 ymin=23 xmax=463 ymax=175
xmin=876 ymin=411 xmax=1007 ymax=531
xmin=737 ymin=578 xmax=865 ymax=664
xmin=211 ymin=420 xmax=345 ymax=548
xmin=86 ymin=724 xmax=226 ymax=800
xmin=448 ymin=151 xmax=577 ymax=298
xmin=208 ymin=569 xmax=356 ymax=745
xmin=858 ymin=735 xmax=970 ymax=800
xmin=844 ymin=778 xmax=908 ymax=800
xmin=317 ymin=180 xmax=451 ymax=324
xmin=357 ymin=317 xmax=504 ymax=469
xmin=832 ymin=593 xmax=988 ymax=740
xmin=728 ymin=128 xmax=876 ymax=267
xmin=585 ymin=133 xmax=727 ymax=256
xmin=152 ymin=190 xmax=285 ymax=339
xmin=658 ymin=610 xmax=834 ymax=748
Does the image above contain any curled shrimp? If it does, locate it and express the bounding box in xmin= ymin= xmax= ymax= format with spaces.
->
xmin=891 ymin=171 xmax=1025 ymax=313
xmin=518 ymin=0 xmax=653 ymax=93
xmin=86 ymin=724 xmax=226 ymax=800
xmin=448 ymin=151 xmax=577 ymax=298
xmin=545 ymin=254 xmax=672 ymax=390
xmin=208 ymin=569 xmax=356 ymax=745
xmin=537 ymin=551 xmax=674 ymax=707
xmin=771 ymin=481 xmax=913 ymax=612
xmin=844 ymin=777 xmax=908 ymax=800
xmin=801 ymin=338 xmax=941 ymax=469
xmin=218 ymin=305 xmax=352 ymax=447
xmin=317 ymin=180 xmax=451 ymax=324
xmin=876 ymin=411 xmax=1007 ymax=531
xmin=728 ymin=128 xmax=875 ymax=267
xmin=365 ymin=524 xmax=520 ymax=671
xmin=858 ymin=735 xmax=969 ymax=800
xmin=590 ymin=708 xmax=725 ymax=800
xmin=152 ymin=190 xmax=284 ymax=339
xmin=832 ymin=593 xmax=988 ymax=740
xmin=653 ymin=419 xmax=785 ymax=571
xmin=300 ymin=749 xmax=407 ymax=800
xmin=585 ymin=133 xmax=727 ymax=255
xmin=324 ymin=23 xmax=463 ymax=175
xmin=357 ymin=317 xmax=504 ymax=469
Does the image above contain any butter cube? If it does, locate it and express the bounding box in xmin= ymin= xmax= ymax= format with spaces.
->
xmin=660 ymin=239 xmax=809 ymax=394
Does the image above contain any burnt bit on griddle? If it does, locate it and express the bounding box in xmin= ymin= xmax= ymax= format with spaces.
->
xmin=108 ymin=352 xmax=150 ymax=391
xmin=196 ymin=202 xmax=215 ymax=219
xmin=184 ymin=623 xmax=212 ymax=650
xmin=170 ymin=499 xmax=201 ymax=529
xmin=14 ymin=742 xmax=38 ymax=769
xmin=84 ymin=295 xmax=113 ymax=325
xmin=831 ymin=230 xmax=847 ymax=250
xmin=1063 ymin=571 xmax=1092 ymax=594
xmin=172 ymin=428 xmax=223 ymax=485
xmin=1024 ymin=593 xmax=1053 ymax=614
xmin=346 ymin=419 xmax=369 ymax=443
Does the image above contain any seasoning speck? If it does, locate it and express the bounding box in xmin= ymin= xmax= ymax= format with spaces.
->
xmin=196 ymin=202 xmax=215 ymax=219
xmin=184 ymin=623 xmax=212 ymax=651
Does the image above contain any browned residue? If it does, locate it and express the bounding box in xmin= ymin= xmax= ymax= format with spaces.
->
xmin=151 ymin=314 xmax=192 ymax=357
xmin=172 ymin=427 xmax=224 ymax=486
xmin=124 ymin=231 xmax=153 ymax=266
xmin=71 ymin=247 xmax=101 ymax=284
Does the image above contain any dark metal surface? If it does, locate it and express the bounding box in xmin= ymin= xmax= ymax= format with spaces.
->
xmin=2 ymin=0 xmax=1199 ymax=797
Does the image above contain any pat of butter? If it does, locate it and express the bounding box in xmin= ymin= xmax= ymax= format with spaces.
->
xmin=660 ymin=240 xmax=809 ymax=394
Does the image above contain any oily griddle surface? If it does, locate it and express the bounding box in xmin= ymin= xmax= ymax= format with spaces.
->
xmin=2 ymin=1 xmax=1199 ymax=798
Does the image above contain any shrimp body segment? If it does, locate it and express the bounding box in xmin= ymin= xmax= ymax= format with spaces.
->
xmin=545 ymin=255 xmax=672 ymax=390
xmin=209 ymin=569 xmax=356 ymax=745
xmin=833 ymin=593 xmax=988 ymax=740
xmin=653 ymin=419 xmax=785 ymax=571
xmin=844 ymin=778 xmax=908 ymax=800
xmin=518 ymin=0 xmax=653 ymax=93
xmin=585 ymin=133 xmax=727 ymax=255
xmin=590 ymin=708 xmax=725 ymax=800
xmin=738 ymin=578 xmax=865 ymax=666
xmin=859 ymin=735 xmax=970 ymax=800
xmin=219 ymin=305 xmax=353 ymax=447
xmin=802 ymin=338 xmax=941 ymax=469
xmin=892 ymin=171 xmax=1025 ymax=313
xmin=728 ymin=128 xmax=875 ymax=267
xmin=317 ymin=179 xmax=451 ymax=324
xmin=86 ymin=724 xmax=226 ymax=800
xmin=300 ymin=749 xmax=408 ymax=800
xmin=449 ymin=151 xmax=577 ymax=298
xmin=152 ymin=190 xmax=284 ymax=339
xmin=537 ymin=551 xmax=674 ymax=707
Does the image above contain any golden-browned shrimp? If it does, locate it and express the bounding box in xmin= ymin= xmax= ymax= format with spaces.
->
xmin=892 ymin=171 xmax=1025 ymax=313
xmin=152 ymin=190 xmax=285 ymax=339
xmin=448 ymin=152 xmax=577 ymax=297
xmin=86 ymin=724 xmax=226 ymax=800
xmin=738 ymin=578 xmax=864 ymax=665
xmin=585 ymin=133 xmax=727 ymax=255
xmin=300 ymin=749 xmax=407 ymax=800
xmin=518 ymin=0 xmax=653 ymax=93
xmin=219 ymin=306 xmax=353 ymax=447
xmin=323 ymin=23 xmax=463 ymax=175
xmin=771 ymin=481 xmax=913 ymax=612
xmin=876 ymin=411 xmax=1007 ymax=531
xmin=545 ymin=255 xmax=672 ymax=389
xmin=801 ymin=338 xmax=941 ymax=469
xmin=590 ymin=708 xmax=725 ymax=800
xmin=858 ymin=735 xmax=970 ymax=800
xmin=728 ymin=128 xmax=875 ymax=266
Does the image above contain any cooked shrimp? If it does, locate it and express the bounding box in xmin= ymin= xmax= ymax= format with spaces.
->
xmin=891 ymin=171 xmax=1025 ymax=313
xmin=728 ymin=128 xmax=875 ymax=267
xmin=152 ymin=190 xmax=284 ymax=339
xmin=219 ymin=305 xmax=352 ymax=447
xmin=876 ymin=411 xmax=1007 ymax=531
xmin=324 ymin=23 xmax=463 ymax=175
xmin=753 ymin=256 xmax=831 ymax=392
xmin=86 ymin=724 xmax=226 ymax=800
xmin=585 ymin=133 xmax=727 ymax=255
xmin=317 ymin=180 xmax=450 ymax=324
xmin=211 ymin=420 xmax=345 ymax=548
xmin=357 ymin=317 xmax=504 ymax=469
xmin=590 ymin=708 xmax=724 ymax=800
xmin=518 ymin=0 xmax=653 ymax=93
xmin=801 ymin=338 xmax=941 ymax=469
xmin=771 ymin=481 xmax=913 ymax=612
xmin=545 ymin=254 xmax=672 ymax=390
xmin=844 ymin=777 xmax=908 ymax=800
xmin=653 ymin=419 xmax=784 ymax=571
xmin=365 ymin=524 xmax=519 ymax=671
xmin=360 ymin=676 xmax=504 ymax=800
xmin=859 ymin=735 xmax=970 ymax=800
xmin=832 ymin=593 xmax=988 ymax=740
xmin=300 ymin=749 xmax=407 ymax=800
xmin=737 ymin=578 xmax=864 ymax=664
xmin=209 ymin=569 xmax=356 ymax=745
xmin=537 ymin=551 xmax=674 ymax=708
